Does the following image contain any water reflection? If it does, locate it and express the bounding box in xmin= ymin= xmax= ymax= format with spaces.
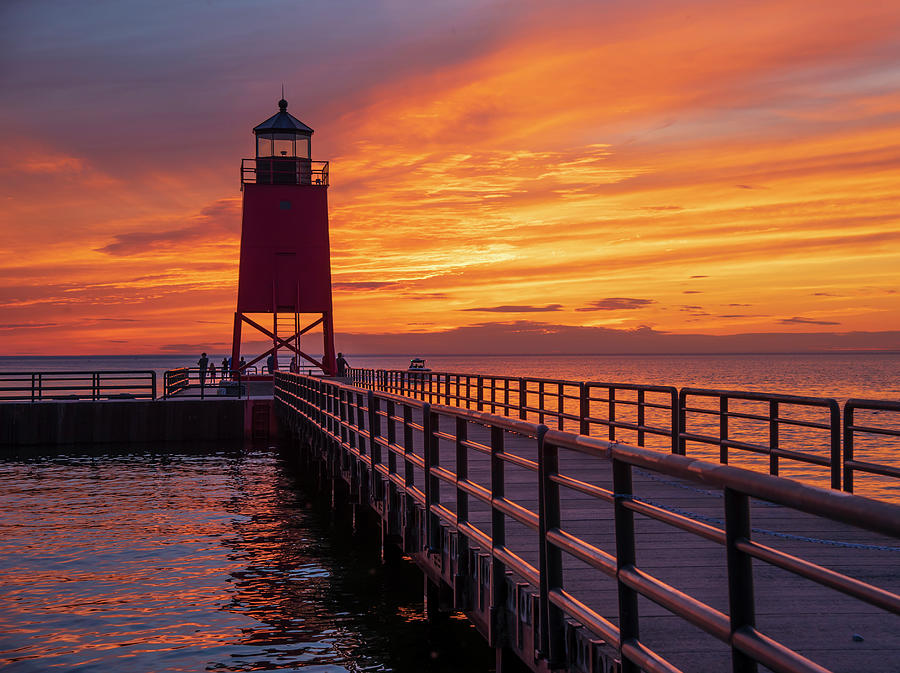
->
xmin=0 ymin=448 xmax=492 ymax=672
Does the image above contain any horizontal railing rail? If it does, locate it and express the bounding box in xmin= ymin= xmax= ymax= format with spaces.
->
xmin=276 ymin=373 xmax=900 ymax=673
xmin=163 ymin=367 xmax=190 ymax=398
xmin=162 ymin=367 xmax=250 ymax=399
xmin=348 ymin=368 xmax=899 ymax=494
xmin=584 ymin=382 xmax=679 ymax=450
xmin=679 ymin=388 xmax=842 ymax=489
xmin=0 ymin=370 xmax=157 ymax=401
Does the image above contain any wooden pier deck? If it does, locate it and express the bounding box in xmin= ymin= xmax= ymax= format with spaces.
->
xmin=274 ymin=374 xmax=900 ymax=673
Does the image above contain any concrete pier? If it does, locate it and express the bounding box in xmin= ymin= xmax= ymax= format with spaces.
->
xmin=0 ymin=397 xmax=278 ymax=447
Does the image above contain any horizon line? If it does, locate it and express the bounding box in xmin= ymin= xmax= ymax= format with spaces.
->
xmin=3 ymin=349 xmax=899 ymax=358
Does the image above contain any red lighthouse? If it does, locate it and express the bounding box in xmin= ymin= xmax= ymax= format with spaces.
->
xmin=231 ymin=98 xmax=337 ymax=376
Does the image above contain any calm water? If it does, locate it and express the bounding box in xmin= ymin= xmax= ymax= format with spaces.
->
xmin=0 ymin=448 xmax=492 ymax=672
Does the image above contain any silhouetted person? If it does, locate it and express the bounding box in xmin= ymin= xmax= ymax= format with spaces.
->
xmin=239 ymin=356 xmax=247 ymax=371
xmin=222 ymin=357 xmax=229 ymax=380
xmin=266 ymin=354 xmax=275 ymax=374
xmin=208 ymin=361 xmax=217 ymax=384
xmin=336 ymin=352 xmax=349 ymax=377
xmin=198 ymin=352 xmax=209 ymax=386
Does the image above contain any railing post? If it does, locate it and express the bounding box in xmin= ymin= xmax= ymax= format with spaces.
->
xmin=843 ymin=402 xmax=854 ymax=493
xmin=489 ymin=424 xmax=506 ymax=647
xmin=829 ymin=400 xmax=842 ymax=491
xmin=536 ymin=425 xmax=558 ymax=663
xmin=677 ymin=389 xmax=687 ymax=454
xmin=608 ymin=386 xmax=616 ymax=442
xmin=422 ymin=403 xmax=435 ymax=552
xmin=579 ymin=382 xmax=589 ymax=435
xmin=538 ymin=380 xmax=545 ymax=424
xmin=368 ymin=390 xmax=381 ymax=504
xmin=518 ymin=377 xmax=527 ymax=421
xmin=477 ymin=376 xmax=484 ymax=412
xmin=724 ymin=488 xmax=758 ymax=673
xmin=720 ymin=395 xmax=729 ymax=464
xmin=769 ymin=400 xmax=779 ymax=476
xmin=455 ymin=415 xmax=470 ymax=607
xmin=671 ymin=388 xmax=681 ymax=455
xmin=150 ymin=371 xmax=157 ymax=400
xmin=637 ymin=389 xmax=646 ymax=447
xmin=613 ymin=457 xmax=640 ymax=673
xmin=556 ymin=382 xmax=564 ymax=430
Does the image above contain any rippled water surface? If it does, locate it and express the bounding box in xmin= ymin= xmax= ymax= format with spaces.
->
xmin=0 ymin=449 xmax=492 ymax=672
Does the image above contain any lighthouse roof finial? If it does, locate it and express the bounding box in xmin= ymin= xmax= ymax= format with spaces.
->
xmin=253 ymin=90 xmax=313 ymax=135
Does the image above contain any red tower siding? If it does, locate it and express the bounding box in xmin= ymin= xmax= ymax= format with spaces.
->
xmin=236 ymin=184 xmax=333 ymax=314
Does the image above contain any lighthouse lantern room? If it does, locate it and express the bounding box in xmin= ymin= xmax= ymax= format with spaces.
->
xmin=231 ymin=98 xmax=336 ymax=376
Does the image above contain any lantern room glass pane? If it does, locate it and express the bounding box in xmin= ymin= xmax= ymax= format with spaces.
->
xmin=256 ymin=135 xmax=273 ymax=157
xmin=274 ymin=137 xmax=295 ymax=157
xmin=297 ymin=136 xmax=310 ymax=159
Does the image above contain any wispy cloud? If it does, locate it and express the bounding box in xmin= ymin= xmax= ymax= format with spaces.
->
xmin=462 ymin=304 xmax=563 ymax=313
xmin=779 ymin=317 xmax=841 ymax=326
xmin=576 ymin=298 xmax=656 ymax=312
xmin=333 ymin=281 xmax=398 ymax=291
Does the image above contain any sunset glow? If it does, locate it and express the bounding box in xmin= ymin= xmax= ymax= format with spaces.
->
xmin=2 ymin=0 xmax=899 ymax=354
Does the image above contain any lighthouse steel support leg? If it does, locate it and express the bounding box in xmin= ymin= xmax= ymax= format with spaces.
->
xmin=272 ymin=281 xmax=279 ymax=372
xmin=272 ymin=312 xmax=279 ymax=371
xmin=231 ymin=313 xmax=242 ymax=379
xmin=323 ymin=311 xmax=337 ymax=376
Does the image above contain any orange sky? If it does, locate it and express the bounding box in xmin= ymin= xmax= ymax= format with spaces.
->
xmin=1 ymin=0 xmax=899 ymax=355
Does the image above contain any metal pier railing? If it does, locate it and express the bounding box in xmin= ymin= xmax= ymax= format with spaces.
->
xmin=0 ymin=370 xmax=157 ymax=401
xmin=275 ymin=372 xmax=900 ymax=673
xmin=348 ymin=368 xmax=900 ymax=495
